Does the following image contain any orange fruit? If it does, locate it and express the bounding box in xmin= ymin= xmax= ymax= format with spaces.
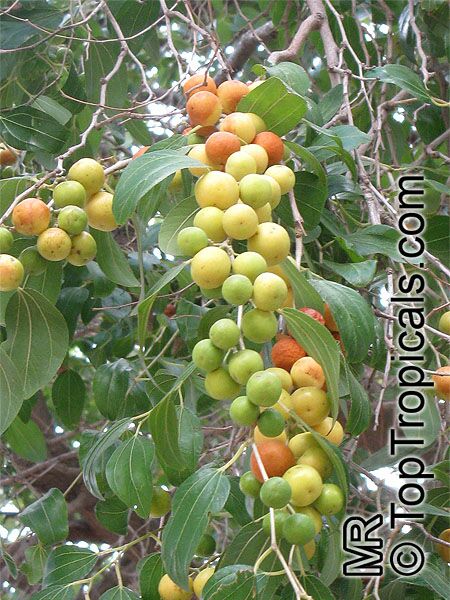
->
xmin=250 ymin=439 xmax=296 ymax=482
xmin=271 ymin=335 xmax=307 ymax=372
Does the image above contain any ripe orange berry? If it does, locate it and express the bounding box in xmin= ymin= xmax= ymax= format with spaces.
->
xmin=250 ymin=440 xmax=296 ymax=482
xmin=217 ymin=80 xmax=250 ymax=114
xmin=183 ymin=73 xmax=217 ymax=97
xmin=187 ymin=91 xmax=222 ymax=127
xmin=298 ymin=307 xmax=325 ymax=325
xmin=433 ymin=365 xmax=450 ymax=400
xmin=205 ymin=131 xmax=241 ymax=165
xmin=12 ymin=198 xmax=51 ymax=236
xmin=254 ymin=132 xmax=284 ymax=165
xmin=324 ymin=303 xmax=338 ymax=331
xmin=271 ymin=335 xmax=307 ymax=372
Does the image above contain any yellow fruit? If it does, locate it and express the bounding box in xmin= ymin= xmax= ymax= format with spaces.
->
xmin=254 ymin=202 xmax=272 ymax=223
xmin=191 ymin=246 xmax=231 ymax=289
xmin=313 ymin=417 xmax=344 ymax=445
xmin=193 ymin=568 xmax=215 ymax=597
xmin=188 ymin=144 xmax=220 ymax=177
xmin=223 ymin=204 xmax=258 ymax=240
xmin=195 ymin=171 xmax=239 ymax=209
xmin=304 ymin=539 xmax=316 ymax=560
xmin=193 ymin=207 xmax=227 ymax=242
xmin=298 ymin=446 xmax=333 ymax=479
xmin=252 ymin=272 xmax=288 ymax=311
xmin=265 ymin=165 xmax=296 ymax=195
xmin=241 ymin=144 xmax=268 ymax=173
xmin=36 ymin=228 xmax=72 ymax=261
xmin=220 ymin=112 xmax=256 ymax=144
xmin=288 ymin=432 xmax=319 ymax=459
xmin=265 ymin=176 xmax=282 ymax=208
xmin=272 ymin=389 xmax=294 ymax=419
xmin=248 ymin=223 xmax=291 ymax=266
xmin=291 ymin=356 xmax=325 ymax=389
xmin=254 ymin=425 xmax=287 ymax=445
xmin=295 ymin=506 xmax=323 ymax=534
xmin=86 ymin=191 xmax=117 ymax=232
xmin=247 ymin=112 xmax=266 ymax=134
xmin=225 ymin=151 xmax=257 ymax=181
xmin=158 ymin=574 xmax=193 ymax=600
xmin=266 ymin=367 xmax=293 ymax=392
xmin=291 ymin=387 xmax=330 ymax=426
xmin=0 ymin=254 xmax=24 ymax=291
xmin=68 ymin=158 xmax=105 ymax=196
xmin=205 ymin=367 xmax=241 ymax=400
xmin=283 ymin=464 xmax=323 ymax=507
xmin=436 ymin=528 xmax=450 ymax=562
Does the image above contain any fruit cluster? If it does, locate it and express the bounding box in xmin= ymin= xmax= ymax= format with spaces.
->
xmin=154 ymin=73 xmax=349 ymax=598
xmin=0 ymin=157 xmax=117 ymax=292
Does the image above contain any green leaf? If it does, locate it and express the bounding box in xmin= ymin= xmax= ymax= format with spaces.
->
xmin=25 ymin=262 xmax=63 ymax=304
xmin=90 ymin=230 xmax=139 ymax=288
xmin=203 ymin=565 xmax=257 ymax=600
xmin=339 ymin=225 xmax=403 ymax=261
xmin=95 ymin=496 xmax=129 ymax=535
xmin=106 ymin=435 xmax=154 ymax=517
xmin=328 ymin=125 xmax=371 ymax=151
xmin=93 ymin=359 xmax=130 ymax=420
xmin=0 ymin=176 xmax=34 ymax=215
xmin=158 ymin=195 xmax=198 ymax=255
xmin=85 ymin=41 xmax=127 ymax=108
xmin=0 ymin=346 xmax=23 ymax=436
xmin=281 ymin=259 xmax=323 ymax=312
xmin=224 ymin=476 xmax=252 ymax=526
xmin=323 ymin=259 xmax=377 ymax=287
xmin=56 ymin=287 xmax=89 ymax=337
xmin=52 ymin=369 xmax=86 ymax=428
xmin=2 ymin=289 xmax=69 ymax=398
xmin=82 ymin=418 xmax=131 ymax=500
xmin=0 ymin=107 xmax=69 ymax=153
xmin=138 ymin=553 xmax=165 ymax=600
xmin=0 ymin=544 xmax=17 ymax=579
xmin=318 ymin=525 xmax=342 ymax=585
xmin=302 ymin=574 xmax=336 ymax=599
xmin=238 ymin=77 xmax=307 ymax=135
xmin=44 ymin=546 xmax=96 ymax=586
xmin=424 ymin=215 xmax=449 ymax=264
xmin=266 ymin=62 xmax=310 ymax=95
xmin=432 ymin=460 xmax=450 ymax=487
xmin=400 ymin=559 xmax=450 ymax=598
xmin=312 ymin=279 xmax=377 ymax=363
xmin=19 ymin=489 xmax=68 ymax=545
xmin=369 ymin=65 xmax=431 ymax=102
xmin=162 ymin=467 xmax=230 ymax=589
xmin=22 ymin=545 xmax=48 ymax=585
xmin=99 ymin=587 xmax=140 ymax=600
xmin=113 ymin=151 xmax=203 ymax=224
xmin=283 ymin=309 xmax=340 ymax=419
xmin=30 ymin=586 xmax=75 ymax=600
xmin=32 ymin=96 xmax=72 ymax=125
xmin=285 ymin=142 xmax=326 ymax=187
xmin=343 ymin=361 xmax=371 ymax=436
xmin=4 ymin=416 xmax=47 ymax=463
xmin=137 ymin=262 xmax=188 ymax=348
xmin=319 ymin=84 xmax=343 ymax=122
xmin=295 ymin=171 xmax=327 ymax=230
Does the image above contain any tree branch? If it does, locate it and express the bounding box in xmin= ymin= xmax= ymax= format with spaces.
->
xmin=268 ymin=13 xmax=323 ymax=64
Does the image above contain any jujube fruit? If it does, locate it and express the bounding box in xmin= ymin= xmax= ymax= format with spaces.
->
xmin=209 ymin=318 xmax=240 ymax=349
xmin=282 ymin=513 xmax=316 ymax=546
xmin=158 ymin=574 xmax=193 ymax=600
xmin=248 ymin=222 xmax=290 ymax=265
xmin=58 ymin=205 xmax=88 ymax=235
xmin=242 ymin=308 xmax=278 ymax=344
xmin=298 ymin=307 xmax=325 ymax=325
xmin=283 ymin=464 xmax=323 ymax=507
xmin=438 ymin=311 xmax=450 ymax=335
xmin=86 ymin=191 xmax=117 ymax=232
xmin=433 ymin=365 xmax=450 ymax=400
xmin=220 ymin=112 xmax=256 ymax=144
xmin=194 ymin=170 xmax=239 ymax=209
xmin=190 ymin=246 xmax=231 ymax=289
xmin=250 ymin=440 xmax=296 ymax=482
xmin=12 ymin=198 xmax=50 ymax=236
xmin=291 ymin=387 xmax=330 ymax=426
xmin=246 ymin=370 xmax=282 ymax=407
xmin=254 ymin=131 xmax=284 ymax=165
xmin=271 ymin=335 xmax=307 ymax=371
xmin=222 ymin=203 xmax=258 ymax=240
xmin=205 ymin=131 xmax=241 ymax=165
xmin=257 ymin=408 xmax=285 ymax=437
xmin=192 ymin=339 xmax=224 ymax=372
xmin=291 ymin=356 xmax=325 ymax=389
xmin=265 ymin=164 xmax=296 ymax=194
xmin=259 ymin=476 xmax=292 ymax=508
xmin=183 ymin=72 xmax=217 ymax=96
xmin=19 ymin=246 xmax=47 ymax=275
xmin=221 ymin=274 xmax=253 ymax=305
xmin=188 ymin=144 xmax=220 ymax=176
xmin=67 ymin=157 xmax=105 ymax=196
xmin=239 ymin=173 xmax=273 ymax=209
xmin=193 ymin=206 xmax=227 ymax=242
xmin=313 ymin=483 xmax=344 ymax=515
xmin=205 ymin=367 xmax=240 ymax=400
xmin=0 ymin=227 xmax=13 ymax=253
xmin=239 ymin=471 xmax=262 ymax=497
xmin=241 ymin=143 xmax=268 ymax=173
xmin=225 ymin=150 xmax=257 ymax=181
xmin=193 ymin=568 xmax=215 ymax=598
xmin=177 ymin=226 xmax=208 ymax=256
xmin=435 ymin=529 xmax=450 ymax=563
xmin=217 ymin=80 xmax=249 ymax=113
xmin=229 ymin=395 xmax=260 ymax=426
xmin=262 ymin=510 xmax=288 ymax=538
xmin=37 ymin=227 xmax=72 ymax=261
xmin=0 ymin=254 xmax=24 ymax=291
xmin=186 ymin=90 xmax=222 ymax=126
xmin=252 ymin=272 xmax=288 ymax=311
xmin=53 ymin=180 xmax=87 ymax=208
xmin=149 ymin=487 xmax=171 ymax=518
xmin=67 ymin=231 xmax=97 ymax=266
xmin=232 ymin=251 xmax=267 ymax=282
xmin=298 ymin=446 xmax=333 ymax=480
xmin=313 ymin=417 xmax=344 ymax=445
xmin=228 ymin=349 xmax=264 ymax=384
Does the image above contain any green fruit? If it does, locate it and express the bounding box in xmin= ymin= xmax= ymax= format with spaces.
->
xmin=149 ymin=487 xmax=171 ymax=517
xmin=0 ymin=227 xmax=13 ymax=253
xmin=262 ymin=510 xmax=288 ymax=538
xmin=246 ymin=371 xmax=282 ymax=407
xmin=209 ymin=318 xmax=240 ymax=350
xmin=68 ymin=157 xmax=105 ymax=196
xmin=239 ymin=174 xmax=273 ymax=209
xmin=232 ymin=251 xmax=267 ymax=282
xmin=196 ymin=533 xmax=216 ymax=556
xmin=282 ymin=513 xmax=316 ymax=545
xmin=228 ymin=349 xmax=264 ymax=384
xmin=260 ymin=477 xmax=292 ymax=508
xmin=313 ymin=483 xmax=344 ymax=516
xmin=242 ymin=308 xmax=277 ymax=344
xmin=229 ymin=395 xmax=260 ymax=426
xmin=221 ymin=274 xmax=253 ymax=305
xmin=192 ymin=339 xmax=224 ymax=372
xmin=177 ymin=226 xmax=208 ymax=256
xmin=239 ymin=471 xmax=262 ymax=498
xmin=53 ymin=180 xmax=87 ymax=208
xmin=438 ymin=311 xmax=450 ymax=335
xmin=257 ymin=409 xmax=285 ymax=437
xmin=205 ymin=367 xmax=240 ymax=400
xmin=58 ymin=205 xmax=88 ymax=234
xmin=67 ymin=231 xmax=97 ymax=266
xmin=19 ymin=246 xmax=48 ymax=275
